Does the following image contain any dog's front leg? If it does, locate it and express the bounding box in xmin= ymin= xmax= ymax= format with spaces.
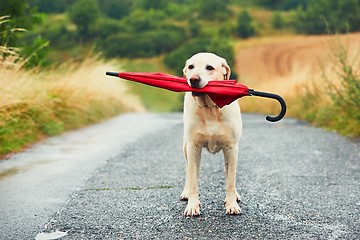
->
xmin=223 ymin=144 xmax=241 ymax=214
xmin=181 ymin=142 xmax=202 ymax=216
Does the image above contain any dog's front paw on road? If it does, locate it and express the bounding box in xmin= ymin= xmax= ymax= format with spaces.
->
xmin=225 ymin=201 xmax=241 ymax=215
xmin=184 ymin=200 xmax=201 ymax=217
xmin=225 ymin=194 xmax=241 ymax=215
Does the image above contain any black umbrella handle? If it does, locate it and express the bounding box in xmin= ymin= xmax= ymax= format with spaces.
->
xmin=248 ymin=89 xmax=286 ymax=122
xmin=106 ymin=72 xmax=119 ymax=77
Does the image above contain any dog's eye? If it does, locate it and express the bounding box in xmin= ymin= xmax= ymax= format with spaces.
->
xmin=206 ymin=65 xmax=215 ymax=71
xmin=188 ymin=64 xmax=194 ymax=70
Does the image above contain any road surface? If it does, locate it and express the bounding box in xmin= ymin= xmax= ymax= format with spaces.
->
xmin=0 ymin=113 xmax=359 ymax=239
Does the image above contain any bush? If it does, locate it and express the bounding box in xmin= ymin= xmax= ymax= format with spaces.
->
xmin=98 ymin=0 xmax=133 ymax=19
xmin=293 ymin=0 xmax=360 ymax=34
xmin=99 ymin=26 xmax=187 ymax=58
xmin=29 ymin=0 xmax=75 ymax=13
xmin=39 ymin=21 xmax=77 ymax=49
xmin=94 ymin=18 xmax=131 ymax=39
xmin=326 ymin=46 xmax=360 ymax=135
xmin=299 ymin=43 xmax=360 ymax=137
xmin=68 ymin=0 xmax=101 ymax=39
xmin=164 ymin=38 xmax=210 ymax=75
xmin=164 ymin=37 xmax=236 ymax=78
xmin=236 ymin=10 xmax=256 ymax=38
xmin=254 ymin=0 xmax=308 ymax=10
xmin=20 ymin=35 xmax=50 ymax=68
xmin=271 ymin=12 xmax=285 ymax=30
xmin=198 ymin=0 xmax=231 ymax=20
xmin=122 ymin=9 xmax=166 ymax=32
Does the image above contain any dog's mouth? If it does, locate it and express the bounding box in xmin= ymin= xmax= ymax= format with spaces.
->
xmin=192 ymin=91 xmax=204 ymax=97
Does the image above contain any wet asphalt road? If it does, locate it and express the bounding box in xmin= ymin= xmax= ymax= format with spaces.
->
xmin=1 ymin=113 xmax=359 ymax=239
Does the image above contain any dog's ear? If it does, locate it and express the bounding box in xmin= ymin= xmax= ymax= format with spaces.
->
xmin=183 ymin=60 xmax=189 ymax=77
xmin=221 ymin=59 xmax=231 ymax=80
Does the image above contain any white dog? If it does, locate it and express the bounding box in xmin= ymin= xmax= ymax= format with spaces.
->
xmin=181 ymin=52 xmax=242 ymax=216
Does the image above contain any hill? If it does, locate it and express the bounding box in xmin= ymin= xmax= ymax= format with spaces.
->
xmin=235 ymin=32 xmax=360 ymax=136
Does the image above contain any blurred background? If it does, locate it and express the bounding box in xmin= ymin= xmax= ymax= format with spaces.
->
xmin=1 ymin=0 xmax=359 ymax=156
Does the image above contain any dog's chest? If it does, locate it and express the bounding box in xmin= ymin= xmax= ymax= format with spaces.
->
xmin=194 ymin=108 xmax=233 ymax=153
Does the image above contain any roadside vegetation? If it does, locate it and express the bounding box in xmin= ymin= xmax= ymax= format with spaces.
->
xmin=1 ymin=0 xmax=359 ymax=156
xmin=0 ymin=53 xmax=144 ymax=156
xmin=0 ymin=17 xmax=143 ymax=156
xmin=297 ymin=42 xmax=360 ymax=137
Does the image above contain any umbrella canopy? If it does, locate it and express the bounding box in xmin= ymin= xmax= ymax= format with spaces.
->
xmin=106 ymin=71 xmax=286 ymax=122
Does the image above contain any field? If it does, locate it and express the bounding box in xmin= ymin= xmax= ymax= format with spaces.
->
xmin=235 ymin=32 xmax=360 ymax=126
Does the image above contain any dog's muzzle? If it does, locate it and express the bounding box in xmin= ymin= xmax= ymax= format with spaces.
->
xmin=189 ymin=76 xmax=204 ymax=96
xmin=189 ymin=76 xmax=201 ymax=88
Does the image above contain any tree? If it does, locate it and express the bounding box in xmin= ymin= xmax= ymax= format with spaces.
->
xmin=293 ymin=0 xmax=360 ymax=34
xmin=98 ymin=0 xmax=132 ymax=19
xmin=236 ymin=10 xmax=255 ymax=38
xmin=0 ymin=0 xmax=37 ymax=29
xmin=271 ymin=12 xmax=285 ymax=30
xmin=134 ymin=0 xmax=169 ymax=10
xmin=68 ymin=0 xmax=101 ymax=39
xmin=254 ymin=0 xmax=308 ymax=10
xmin=0 ymin=0 xmax=49 ymax=68
xmin=28 ymin=0 xmax=75 ymax=13
xmin=188 ymin=16 xmax=201 ymax=38
xmin=198 ymin=0 xmax=231 ymax=20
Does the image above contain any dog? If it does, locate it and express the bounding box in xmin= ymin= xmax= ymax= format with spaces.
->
xmin=181 ymin=52 xmax=243 ymax=216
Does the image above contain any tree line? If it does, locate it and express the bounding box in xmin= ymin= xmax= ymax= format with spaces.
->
xmin=1 ymin=0 xmax=359 ymax=71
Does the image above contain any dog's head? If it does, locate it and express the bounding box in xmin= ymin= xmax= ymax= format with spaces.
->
xmin=183 ymin=52 xmax=231 ymax=90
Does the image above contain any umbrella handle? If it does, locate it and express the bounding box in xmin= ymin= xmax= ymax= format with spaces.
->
xmin=248 ymin=90 xmax=286 ymax=122
xmin=106 ymin=72 xmax=119 ymax=77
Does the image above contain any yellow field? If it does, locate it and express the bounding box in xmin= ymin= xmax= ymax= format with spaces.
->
xmin=235 ymin=33 xmax=360 ymax=118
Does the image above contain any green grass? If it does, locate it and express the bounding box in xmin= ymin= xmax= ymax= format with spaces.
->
xmin=120 ymin=58 xmax=184 ymax=112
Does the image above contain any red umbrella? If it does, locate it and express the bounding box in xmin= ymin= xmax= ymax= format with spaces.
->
xmin=106 ymin=71 xmax=286 ymax=122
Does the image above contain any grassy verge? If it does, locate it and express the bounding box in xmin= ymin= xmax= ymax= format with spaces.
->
xmin=296 ymin=43 xmax=360 ymax=137
xmin=0 ymin=56 xmax=144 ymax=157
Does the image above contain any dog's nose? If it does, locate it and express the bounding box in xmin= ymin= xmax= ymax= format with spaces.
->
xmin=189 ymin=76 xmax=201 ymax=88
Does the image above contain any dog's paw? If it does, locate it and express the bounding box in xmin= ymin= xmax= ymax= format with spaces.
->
xmin=225 ymin=201 xmax=241 ymax=215
xmin=225 ymin=193 xmax=241 ymax=215
xmin=184 ymin=199 xmax=201 ymax=217
xmin=235 ymin=191 xmax=241 ymax=202
xmin=180 ymin=192 xmax=188 ymax=201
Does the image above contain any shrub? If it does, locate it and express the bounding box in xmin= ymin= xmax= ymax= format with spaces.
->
xmin=293 ymin=0 xmax=360 ymax=34
xmin=98 ymin=0 xmax=133 ymax=19
xmin=122 ymin=9 xmax=166 ymax=32
xmin=68 ymin=0 xmax=101 ymax=39
xmin=271 ymin=12 xmax=285 ymax=30
xmin=198 ymin=0 xmax=231 ymax=20
xmin=164 ymin=38 xmax=210 ymax=75
xmin=94 ymin=18 xmax=131 ymax=39
xmin=99 ymin=26 xmax=187 ymax=58
xmin=325 ymin=45 xmax=360 ymax=135
xmin=164 ymin=37 xmax=236 ymax=78
xmin=40 ymin=22 xmax=77 ymax=49
xmin=254 ymin=0 xmax=308 ymax=10
xmin=236 ymin=10 xmax=256 ymax=38
xmin=298 ymin=42 xmax=360 ymax=137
